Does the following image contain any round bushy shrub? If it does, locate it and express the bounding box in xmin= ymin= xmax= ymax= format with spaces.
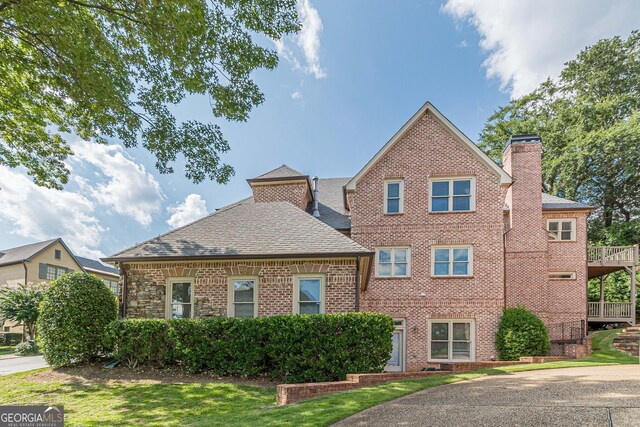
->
xmin=15 ymin=340 xmax=39 ymax=356
xmin=38 ymin=272 xmax=118 ymax=367
xmin=496 ymin=307 xmax=550 ymax=361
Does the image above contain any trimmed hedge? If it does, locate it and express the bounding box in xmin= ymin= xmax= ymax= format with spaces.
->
xmin=108 ymin=313 xmax=394 ymax=383
xmin=38 ymin=272 xmax=118 ymax=367
xmin=496 ymin=307 xmax=550 ymax=361
xmin=0 ymin=333 xmax=23 ymax=346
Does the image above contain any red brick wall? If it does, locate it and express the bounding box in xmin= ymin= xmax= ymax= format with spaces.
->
xmin=251 ymin=181 xmax=310 ymax=210
xmin=349 ymin=111 xmax=507 ymax=369
xmin=123 ymin=259 xmax=357 ymax=318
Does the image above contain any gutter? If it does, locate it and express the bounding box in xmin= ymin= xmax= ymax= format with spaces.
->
xmin=22 ymin=261 xmax=27 ymax=286
xmin=103 ymin=251 xmax=375 ymax=264
xmin=355 ymin=256 xmax=361 ymax=312
xmin=118 ymin=262 xmax=127 ymax=318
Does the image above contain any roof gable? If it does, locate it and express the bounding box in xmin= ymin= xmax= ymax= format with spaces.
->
xmin=252 ymin=165 xmax=307 ymax=180
xmin=0 ymin=238 xmax=84 ymax=269
xmin=345 ymin=102 xmax=512 ymax=191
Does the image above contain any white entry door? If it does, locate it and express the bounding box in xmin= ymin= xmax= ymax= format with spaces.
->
xmin=386 ymin=320 xmax=406 ymax=372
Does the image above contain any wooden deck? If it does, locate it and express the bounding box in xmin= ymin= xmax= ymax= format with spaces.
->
xmin=587 ymin=245 xmax=637 ymax=324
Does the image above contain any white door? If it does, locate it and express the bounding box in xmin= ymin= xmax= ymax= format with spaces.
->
xmin=386 ymin=320 xmax=406 ymax=372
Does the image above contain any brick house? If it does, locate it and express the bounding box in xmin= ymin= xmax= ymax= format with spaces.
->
xmin=104 ymin=102 xmax=595 ymax=370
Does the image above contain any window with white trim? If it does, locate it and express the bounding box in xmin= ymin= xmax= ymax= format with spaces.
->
xmin=167 ymin=279 xmax=193 ymax=319
xmin=547 ymin=219 xmax=576 ymax=241
xmin=432 ymin=246 xmax=473 ymax=277
xmin=39 ymin=263 xmax=71 ymax=281
xmin=104 ymin=279 xmax=120 ymax=295
xmin=294 ymin=275 xmax=325 ymax=314
xmin=376 ymin=247 xmax=410 ymax=277
xmin=384 ymin=180 xmax=404 ymax=214
xmin=549 ymin=272 xmax=576 ymax=280
xmin=228 ymin=277 xmax=258 ymax=318
xmin=429 ymin=177 xmax=475 ymax=212
xmin=429 ymin=320 xmax=474 ymax=362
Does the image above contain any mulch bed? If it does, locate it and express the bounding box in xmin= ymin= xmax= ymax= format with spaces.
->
xmin=26 ymin=363 xmax=279 ymax=387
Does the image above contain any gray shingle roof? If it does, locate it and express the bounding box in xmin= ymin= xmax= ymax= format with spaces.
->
xmin=253 ymin=165 xmax=307 ymax=179
xmin=0 ymin=238 xmax=59 ymax=267
xmin=105 ymin=201 xmax=370 ymax=261
xmin=75 ymin=256 xmax=118 ymax=276
xmin=542 ymin=193 xmax=593 ymax=210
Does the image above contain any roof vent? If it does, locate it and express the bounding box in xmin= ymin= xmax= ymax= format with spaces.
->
xmin=312 ymin=177 xmax=320 ymax=217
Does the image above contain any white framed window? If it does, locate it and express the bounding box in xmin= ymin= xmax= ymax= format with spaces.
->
xmin=376 ymin=247 xmax=410 ymax=277
xmin=166 ymin=278 xmax=193 ymax=319
xmin=384 ymin=179 xmax=404 ymax=214
xmin=549 ymin=272 xmax=576 ymax=280
xmin=428 ymin=320 xmax=475 ymax=362
xmin=104 ymin=279 xmax=120 ymax=295
xmin=294 ymin=275 xmax=325 ymax=315
xmin=547 ymin=219 xmax=576 ymax=241
xmin=39 ymin=263 xmax=71 ymax=281
xmin=429 ymin=177 xmax=476 ymax=212
xmin=431 ymin=246 xmax=473 ymax=277
xmin=228 ymin=276 xmax=258 ymax=318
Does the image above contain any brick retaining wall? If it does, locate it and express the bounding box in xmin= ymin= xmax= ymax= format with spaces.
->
xmin=276 ymin=358 xmax=570 ymax=405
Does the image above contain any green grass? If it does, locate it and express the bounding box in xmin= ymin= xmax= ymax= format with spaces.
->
xmin=0 ymin=346 xmax=15 ymax=356
xmin=0 ymin=329 xmax=636 ymax=426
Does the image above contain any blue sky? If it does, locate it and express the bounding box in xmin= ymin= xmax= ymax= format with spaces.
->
xmin=1 ymin=0 xmax=638 ymax=260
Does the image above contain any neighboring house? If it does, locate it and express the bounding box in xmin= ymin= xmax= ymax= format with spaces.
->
xmin=0 ymin=238 xmax=119 ymax=334
xmin=75 ymin=256 xmax=120 ymax=295
xmin=104 ymin=102 xmax=600 ymax=371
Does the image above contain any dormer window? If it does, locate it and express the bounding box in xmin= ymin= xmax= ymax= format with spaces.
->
xmin=429 ymin=177 xmax=475 ymax=212
xmin=384 ymin=180 xmax=404 ymax=214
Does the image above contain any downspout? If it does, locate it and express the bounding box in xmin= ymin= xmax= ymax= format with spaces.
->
xmin=22 ymin=261 xmax=27 ymax=286
xmin=118 ymin=262 xmax=127 ymax=318
xmin=503 ymin=230 xmax=508 ymax=309
xmin=355 ymin=256 xmax=361 ymax=312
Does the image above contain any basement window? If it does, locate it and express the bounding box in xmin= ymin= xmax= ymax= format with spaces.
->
xmin=549 ymin=272 xmax=576 ymax=280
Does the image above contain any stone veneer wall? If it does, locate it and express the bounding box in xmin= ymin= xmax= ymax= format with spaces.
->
xmin=123 ymin=259 xmax=357 ymax=318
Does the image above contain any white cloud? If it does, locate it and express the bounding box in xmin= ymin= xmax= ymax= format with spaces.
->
xmin=0 ymin=166 xmax=105 ymax=258
xmin=275 ymin=0 xmax=326 ymax=79
xmin=166 ymin=194 xmax=208 ymax=228
xmin=443 ymin=0 xmax=640 ymax=98
xmin=291 ymin=91 xmax=304 ymax=101
xmin=70 ymin=140 xmax=165 ymax=227
xmin=458 ymin=39 xmax=468 ymax=48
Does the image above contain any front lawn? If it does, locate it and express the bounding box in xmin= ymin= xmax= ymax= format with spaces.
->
xmin=0 ymin=329 xmax=636 ymax=426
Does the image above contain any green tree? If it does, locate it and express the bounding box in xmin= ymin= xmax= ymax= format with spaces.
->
xmin=0 ymin=283 xmax=46 ymax=340
xmin=0 ymin=0 xmax=300 ymax=189
xmin=479 ymin=31 xmax=640 ymax=244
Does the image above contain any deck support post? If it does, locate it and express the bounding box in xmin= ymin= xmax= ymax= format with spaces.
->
xmin=600 ymin=276 xmax=605 ymax=318
xmin=631 ymin=266 xmax=636 ymax=325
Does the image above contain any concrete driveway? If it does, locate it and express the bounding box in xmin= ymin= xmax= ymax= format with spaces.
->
xmin=335 ymin=365 xmax=640 ymax=427
xmin=0 ymin=355 xmax=47 ymax=376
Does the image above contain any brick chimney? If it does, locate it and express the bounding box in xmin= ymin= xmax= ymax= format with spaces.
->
xmin=247 ymin=165 xmax=313 ymax=211
xmin=502 ymin=135 xmax=549 ymax=318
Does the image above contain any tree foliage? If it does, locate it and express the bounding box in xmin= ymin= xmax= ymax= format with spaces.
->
xmin=0 ymin=0 xmax=300 ymax=188
xmin=0 ymin=283 xmax=45 ymax=340
xmin=479 ymin=31 xmax=640 ymax=244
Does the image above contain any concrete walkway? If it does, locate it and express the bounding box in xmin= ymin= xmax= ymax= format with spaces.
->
xmin=335 ymin=365 xmax=640 ymax=427
xmin=0 ymin=355 xmax=47 ymax=376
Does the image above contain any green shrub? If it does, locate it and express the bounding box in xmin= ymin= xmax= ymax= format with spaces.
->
xmin=0 ymin=333 xmax=23 ymax=346
xmin=496 ymin=307 xmax=550 ymax=361
xmin=109 ymin=313 xmax=394 ymax=383
xmin=38 ymin=272 xmax=118 ymax=367
xmin=15 ymin=340 xmax=39 ymax=356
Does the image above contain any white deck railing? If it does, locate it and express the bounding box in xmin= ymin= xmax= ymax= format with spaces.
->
xmin=587 ymin=246 xmax=638 ymax=265
xmin=588 ymin=301 xmax=634 ymax=319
